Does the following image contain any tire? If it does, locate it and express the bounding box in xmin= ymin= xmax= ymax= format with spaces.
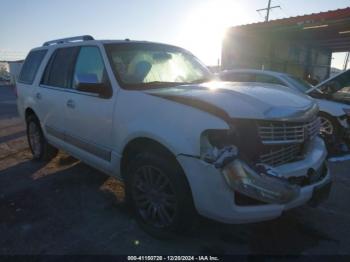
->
xmin=125 ymin=152 xmax=195 ymax=238
xmin=319 ymin=113 xmax=346 ymax=155
xmin=26 ymin=114 xmax=58 ymax=161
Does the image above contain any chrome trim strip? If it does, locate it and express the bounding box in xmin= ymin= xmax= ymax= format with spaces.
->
xmin=261 ymin=140 xmax=304 ymax=145
xmin=39 ymin=84 xmax=100 ymax=98
xmin=45 ymin=125 xmax=111 ymax=161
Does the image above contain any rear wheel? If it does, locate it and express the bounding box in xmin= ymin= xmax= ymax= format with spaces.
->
xmin=126 ymin=152 xmax=195 ymax=238
xmin=26 ymin=114 xmax=58 ymax=161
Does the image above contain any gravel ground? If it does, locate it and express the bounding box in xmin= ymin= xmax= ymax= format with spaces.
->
xmin=1 ymin=85 xmax=350 ymax=255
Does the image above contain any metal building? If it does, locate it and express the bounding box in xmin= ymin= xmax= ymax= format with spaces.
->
xmin=0 ymin=60 xmax=23 ymax=84
xmin=222 ymin=8 xmax=350 ymax=83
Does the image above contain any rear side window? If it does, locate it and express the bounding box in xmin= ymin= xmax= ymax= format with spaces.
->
xmin=18 ymin=50 xmax=47 ymax=84
xmin=41 ymin=47 xmax=79 ymax=88
xmin=221 ymin=72 xmax=255 ymax=82
xmin=255 ymin=74 xmax=284 ymax=85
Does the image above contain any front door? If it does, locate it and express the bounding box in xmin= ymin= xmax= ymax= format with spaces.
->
xmin=63 ymin=46 xmax=115 ymax=172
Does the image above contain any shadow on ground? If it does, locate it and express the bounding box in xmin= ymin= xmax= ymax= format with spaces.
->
xmin=0 ymin=153 xmax=347 ymax=255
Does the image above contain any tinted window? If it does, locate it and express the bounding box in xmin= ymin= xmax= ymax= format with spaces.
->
xmin=73 ymin=46 xmax=109 ymax=89
xmin=255 ymin=74 xmax=284 ymax=85
xmin=18 ymin=50 xmax=47 ymax=84
xmin=284 ymin=75 xmax=312 ymax=92
xmin=221 ymin=72 xmax=255 ymax=82
xmin=42 ymin=47 xmax=79 ymax=88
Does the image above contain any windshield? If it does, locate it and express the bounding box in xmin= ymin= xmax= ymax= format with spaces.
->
xmin=283 ymin=75 xmax=313 ymax=93
xmin=104 ymin=43 xmax=212 ymax=89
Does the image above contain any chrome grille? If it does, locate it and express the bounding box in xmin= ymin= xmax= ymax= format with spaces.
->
xmin=259 ymin=144 xmax=302 ymax=167
xmin=257 ymin=117 xmax=321 ymax=145
xmin=256 ymin=117 xmax=320 ymax=167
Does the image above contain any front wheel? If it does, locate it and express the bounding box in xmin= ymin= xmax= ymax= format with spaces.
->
xmin=319 ymin=114 xmax=339 ymax=137
xmin=126 ymin=152 xmax=195 ymax=238
xmin=26 ymin=114 xmax=58 ymax=161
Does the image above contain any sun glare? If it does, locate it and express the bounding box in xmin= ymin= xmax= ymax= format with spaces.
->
xmin=178 ymin=1 xmax=246 ymax=66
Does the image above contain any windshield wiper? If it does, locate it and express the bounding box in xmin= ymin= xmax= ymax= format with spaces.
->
xmin=188 ymin=77 xmax=213 ymax=84
xmin=124 ymin=78 xmax=213 ymax=90
xmin=125 ymin=81 xmax=186 ymax=90
xmin=142 ymin=81 xmax=187 ymax=87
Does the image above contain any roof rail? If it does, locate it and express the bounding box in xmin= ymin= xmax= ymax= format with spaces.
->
xmin=43 ymin=35 xmax=94 ymax=47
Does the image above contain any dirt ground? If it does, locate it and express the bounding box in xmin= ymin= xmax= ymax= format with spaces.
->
xmin=1 ymin=85 xmax=350 ymax=255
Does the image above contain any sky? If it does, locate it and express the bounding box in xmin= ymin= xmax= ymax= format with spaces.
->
xmin=0 ymin=0 xmax=349 ymax=68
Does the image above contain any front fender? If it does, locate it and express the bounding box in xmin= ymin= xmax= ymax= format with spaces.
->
xmin=113 ymin=90 xmax=229 ymax=157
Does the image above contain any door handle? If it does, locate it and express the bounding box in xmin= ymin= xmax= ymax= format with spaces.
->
xmin=35 ymin=92 xmax=42 ymax=100
xmin=66 ymin=99 xmax=75 ymax=109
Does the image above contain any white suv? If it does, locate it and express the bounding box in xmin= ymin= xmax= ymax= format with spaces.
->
xmin=17 ymin=36 xmax=331 ymax=236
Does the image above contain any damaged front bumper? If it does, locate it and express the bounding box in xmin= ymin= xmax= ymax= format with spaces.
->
xmin=177 ymin=137 xmax=331 ymax=224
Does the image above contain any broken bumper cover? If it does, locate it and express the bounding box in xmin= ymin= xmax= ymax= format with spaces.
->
xmin=177 ymin=137 xmax=331 ymax=224
xmin=222 ymin=160 xmax=300 ymax=205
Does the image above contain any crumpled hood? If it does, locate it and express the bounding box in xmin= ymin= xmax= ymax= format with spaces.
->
xmin=145 ymin=81 xmax=318 ymax=121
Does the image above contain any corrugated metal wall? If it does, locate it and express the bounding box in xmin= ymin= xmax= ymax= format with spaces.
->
xmin=222 ymin=30 xmax=332 ymax=83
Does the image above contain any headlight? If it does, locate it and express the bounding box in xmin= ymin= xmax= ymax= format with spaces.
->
xmin=200 ymin=129 xmax=299 ymax=204
xmin=223 ymin=160 xmax=299 ymax=204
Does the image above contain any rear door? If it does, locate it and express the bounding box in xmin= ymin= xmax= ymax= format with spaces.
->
xmin=63 ymin=45 xmax=115 ymax=172
xmin=38 ymin=47 xmax=80 ymax=147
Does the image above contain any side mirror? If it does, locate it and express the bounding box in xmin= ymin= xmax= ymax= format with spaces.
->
xmin=75 ymin=73 xmax=111 ymax=97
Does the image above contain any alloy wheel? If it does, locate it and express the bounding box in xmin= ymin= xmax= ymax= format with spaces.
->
xmin=132 ymin=165 xmax=177 ymax=228
xmin=320 ymin=116 xmax=334 ymax=135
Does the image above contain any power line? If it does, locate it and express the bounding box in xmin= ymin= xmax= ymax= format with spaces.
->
xmin=274 ymin=0 xmax=291 ymax=17
xmin=257 ymin=0 xmax=281 ymax=22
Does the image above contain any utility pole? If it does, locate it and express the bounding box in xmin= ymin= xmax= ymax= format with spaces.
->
xmin=343 ymin=52 xmax=349 ymax=70
xmin=257 ymin=0 xmax=281 ymax=22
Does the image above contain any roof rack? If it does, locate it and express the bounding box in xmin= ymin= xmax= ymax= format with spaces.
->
xmin=43 ymin=35 xmax=94 ymax=46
